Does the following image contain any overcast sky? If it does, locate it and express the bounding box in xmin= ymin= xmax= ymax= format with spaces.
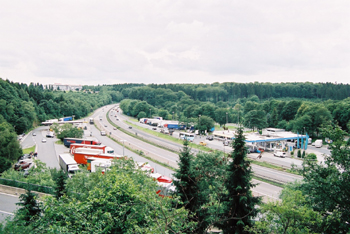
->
xmin=1 ymin=1 xmax=349 ymax=86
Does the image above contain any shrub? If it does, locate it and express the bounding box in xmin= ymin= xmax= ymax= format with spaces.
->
xmin=297 ymin=150 xmax=301 ymax=158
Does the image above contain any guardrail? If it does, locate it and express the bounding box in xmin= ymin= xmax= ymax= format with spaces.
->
xmin=0 ymin=178 xmax=54 ymax=196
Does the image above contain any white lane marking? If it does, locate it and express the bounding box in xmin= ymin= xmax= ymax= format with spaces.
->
xmin=0 ymin=210 xmax=14 ymax=216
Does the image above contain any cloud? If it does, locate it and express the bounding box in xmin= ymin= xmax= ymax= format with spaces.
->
xmin=0 ymin=0 xmax=349 ymax=85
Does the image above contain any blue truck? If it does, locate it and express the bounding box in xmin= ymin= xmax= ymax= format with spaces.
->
xmin=59 ymin=116 xmax=73 ymax=121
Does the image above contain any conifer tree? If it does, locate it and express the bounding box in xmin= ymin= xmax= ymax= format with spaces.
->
xmin=219 ymin=127 xmax=260 ymax=234
xmin=173 ymin=139 xmax=197 ymax=213
xmin=16 ymin=189 xmax=41 ymax=225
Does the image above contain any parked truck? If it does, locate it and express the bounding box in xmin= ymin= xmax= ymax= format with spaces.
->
xmin=59 ymin=116 xmax=73 ymax=122
xmin=63 ymin=138 xmax=101 ymax=147
xmin=59 ymin=154 xmax=80 ymax=176
xmin=70 ymin=143 xmax=114 ymax=154
xmin=72 ymin=148 xmax=124 ymax=164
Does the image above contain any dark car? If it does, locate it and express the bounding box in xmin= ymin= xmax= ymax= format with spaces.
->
xmin=129 ymin=126 xmax=132 ymax=129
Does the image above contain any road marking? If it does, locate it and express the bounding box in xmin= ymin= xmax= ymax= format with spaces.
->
xmin=0 ymin=210 xmax=14 ymax=216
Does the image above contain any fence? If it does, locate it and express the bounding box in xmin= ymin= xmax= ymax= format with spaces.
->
xmin=0 ymin=178 xmax=55 ymax=195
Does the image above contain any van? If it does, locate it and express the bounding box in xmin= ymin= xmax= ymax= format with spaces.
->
xmin=314 ymin=139 xmax=323 ymax=148
xmin=100 ymin=131 xmax=106 ymax=136
xmin=308 ymin=138 xmax=312 ymax=145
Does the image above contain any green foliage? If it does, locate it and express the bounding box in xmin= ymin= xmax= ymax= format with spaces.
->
xmin=297 ymin=149 xmax=302 ymax=158
xmin=52 ymin=123 xmax=84 ymax=141
xmin=298 ymin=125 xmax=350 ymax=233
xmin=248 ymin=185 xmax=322 ymax=233
xmin=15 ymin=189 xmax=42 ymax=226
xmin=51 ymin=169 xmax=67 ymax=199
xmin=0 ymin=115 xmax=22 ymax=173
xmin=197 ymin=115 xmax=215 ymax=134
xmin=3 ymin=159 xmax=195 ymax=233
xmin=219 ymin=127 xmax=261 ymax=233
xmin=305 ymin=153 xmax=317 ymax=161
xmin=302 ymin=150 xmax=306 ymax=158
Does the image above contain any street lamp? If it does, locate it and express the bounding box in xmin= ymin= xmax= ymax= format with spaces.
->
xmin=198 ymin=115 xmax=201 ymax=135
xmin=172 ymin=111 xmax=174 ymax=120
xmin=121 ymin=140 xmax=127 ymax=156
xmin=149 ymin=108 xmax=152 ymax=118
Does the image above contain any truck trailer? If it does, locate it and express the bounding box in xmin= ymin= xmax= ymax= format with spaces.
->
xmin=59 ymin=116 xmax=73 ymax=122
xmin=59 ymin=154 xmax=80 ymax=176
xmin=72 ymin=149 xmax=125 ymax=164
xmin=70 ymin=144 xmax=114 ymax=154
xmin=63 ymin=138 xmax=101 ymax=147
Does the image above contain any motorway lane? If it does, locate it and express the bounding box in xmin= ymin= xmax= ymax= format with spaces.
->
xmin=98 ymin=105 xmax=284 ymax=200
xmin=107 ymin=106 xmax=301 ymax=184
xmin=0 ymin=193 xmax=18 ymax=223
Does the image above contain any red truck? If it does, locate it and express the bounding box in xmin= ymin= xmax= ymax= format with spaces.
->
xmin=72 ymin=148 xmax=124 ymax=165
xmin=63 ymin=138 xmax=101 ymax=148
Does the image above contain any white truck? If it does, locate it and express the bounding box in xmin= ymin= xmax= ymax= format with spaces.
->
xmin=314 ymin=139 xmax=323 ymax=148
xmin=59 ymin=154 xmax=80 ymax=176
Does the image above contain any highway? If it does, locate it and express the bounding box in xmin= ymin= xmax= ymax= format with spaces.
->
xmin=96 ymin=105 xmax=284 ymax=201
xmin=102 ymin=105 xmax=302 ymax=185
xmin=0 ymin=193 xmax=18 ymax=223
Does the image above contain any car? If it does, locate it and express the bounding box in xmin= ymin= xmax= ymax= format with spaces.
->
xmin=113 ymin=127 xmax=117 ymax=130
xmin=206 ymin=135 xmax=214 ymax=141
xmin=129 ymin=126 xmax=132 ymax=129
xmin=199 ymin=141 xmax=207 ymax=146
xmin=42 ymin=138 xmax=47 ymax=143
xmin=152 ymin=127 xmax=157 ymax=130
xmin=223 ymin=141 xmax=229 ymax=146
xmin=274 ymin=150 xmax=286 ymax=158
xmin=116 ymin=118 xmax=119 ymax=121
xmin=32 ymin=132 xmax=36 ymax=136
xmin=104 ymin=124 xmax=107 ymax=127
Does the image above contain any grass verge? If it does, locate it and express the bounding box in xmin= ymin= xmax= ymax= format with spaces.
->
xmin=250 ymin=160 xmax=301 ymax=175
xmin=252 ymin=175 xmax=284 ymax=188
xmin=23 ymin=145 xmax=36 ymax=154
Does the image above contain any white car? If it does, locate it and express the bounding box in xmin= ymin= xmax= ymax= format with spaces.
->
xmin=42 ymin=138 xmax=47 ymax=143
xmin=274 ymin=150 xmax=286 ymax=158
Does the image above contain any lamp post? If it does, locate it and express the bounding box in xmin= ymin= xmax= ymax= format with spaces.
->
xmin=198 ymin=115 xmax=201 ymax=135
xmin=121 ymin=140 xmax=127 ymax=156
xmin=172 ymin=111 xmax=174 ymax=120
xmin=149 ymin=108 xmax=151 ymax=118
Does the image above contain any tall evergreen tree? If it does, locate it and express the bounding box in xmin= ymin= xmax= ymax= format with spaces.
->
xmin=52 ymin=169 xmax=67 ymax=199
xmin=219 ymin=127 xmax=261 ymax=234
xmin=173 ymin=140 xmax=197 ymax=213
xmin=16 ymin=189 xmax=41 ymax=225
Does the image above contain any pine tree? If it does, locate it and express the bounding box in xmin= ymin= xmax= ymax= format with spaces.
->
xmin=16 ymin=189 xmax=41 ymax=225
xmin=173 ymin=140 xmax=197 ymax=213
xmin=219 ymin=127 xmax=261 ymax=234
xmin=53 ymin=169 xmax=67 ymax=199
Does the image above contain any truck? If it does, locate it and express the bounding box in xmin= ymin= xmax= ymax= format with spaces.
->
xmin=63 ymin=138 xmax=101 ymax=147
xmin=59 ymin=116 xmax=73 ymax=122
xmin=59 ymin=154 xmax=80 ymax=176
xmin=314 ymin=139 xmax=323 ymax=148
xmin=89 ymin=118 xmax=94 ymax=124
xmin=70 ymin=143 xmax=114 ymax=154
xmin=46 ymin=131 xmax=55 ymax=138
xmin=72 ymin=148 xmax=124 ymax=164
xmin=87 ymin=158 xmax=112 ymax=172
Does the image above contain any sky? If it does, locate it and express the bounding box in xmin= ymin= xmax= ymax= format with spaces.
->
xmin=0 ymin=1 xmax=349 ymax=86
